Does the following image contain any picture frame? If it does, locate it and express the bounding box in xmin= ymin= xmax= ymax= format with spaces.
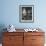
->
xmin=19 ymin=5 xmax=34 ymax=23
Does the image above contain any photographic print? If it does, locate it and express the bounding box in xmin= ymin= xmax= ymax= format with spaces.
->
xmin=19 ymin=5 xmax=34 ymax=23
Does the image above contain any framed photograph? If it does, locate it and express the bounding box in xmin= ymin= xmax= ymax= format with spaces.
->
xmin=19 ymin=5 xmax=34 ymax=23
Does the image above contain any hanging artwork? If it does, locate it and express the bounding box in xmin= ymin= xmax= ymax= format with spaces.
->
xmin=19 ymin=5 xmax=34 ymax=23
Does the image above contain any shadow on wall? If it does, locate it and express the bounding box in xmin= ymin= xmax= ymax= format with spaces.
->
xmin=0 ymin=24 xmax=7 ymax=43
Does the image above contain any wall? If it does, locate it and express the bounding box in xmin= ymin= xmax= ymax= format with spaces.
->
xmin=0 ymin=0 xmax=46 ymax=29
